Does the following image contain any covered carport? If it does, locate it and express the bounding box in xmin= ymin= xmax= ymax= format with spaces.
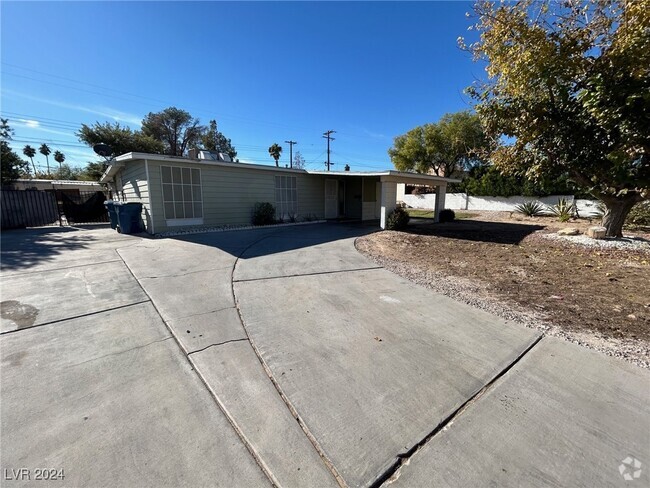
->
xmin=307 ymin=170 xmax=459 ymax=228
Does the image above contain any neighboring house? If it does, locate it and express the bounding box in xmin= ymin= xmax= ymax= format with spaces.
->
xmin=10 ymin=179 xmax=104 ymax=193
xmin=100 ymin=151 xmax=457 ymax=234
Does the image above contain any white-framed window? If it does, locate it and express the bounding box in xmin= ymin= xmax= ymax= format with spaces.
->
xmin=275 ymin=175 xmax=297 ymax=219
xmin=161 ymin=166 xmax=203 ymax=222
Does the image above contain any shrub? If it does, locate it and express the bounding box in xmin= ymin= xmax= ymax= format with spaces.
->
xmin=514 ymin=201 xmax=546 ymax=217
xmin=548 ymin=197 xmax=576 ymax=222
xmin=385 ymin=207 xmax=410 ymax=230
xmin=625 ymin=201 xmax=650 ymax=229
xmin=439 ymin=208 xmax=456 ymax=222
xmin=251 ymin=202 xmax=276 ymax=226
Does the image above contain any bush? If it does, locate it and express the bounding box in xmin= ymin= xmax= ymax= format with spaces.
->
xmin=385 ymin=207 xmax=410 ymax=230
xmin=625 ymin=201 xmax=650 ymax=229
xmin=514 ymin=201 xmax=546 ymax=217
xmin=459 ymin=163 xmax=583 ymax=197
xmin=548 ymin=197 xmax=576 ymax=222
xmin=251 ymin=202 xmax=276 ymax=226
xmin=439 ymin=208 xmax=455 ymax=222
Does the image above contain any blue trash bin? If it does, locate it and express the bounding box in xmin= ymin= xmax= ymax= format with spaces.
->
xmin=104 ymin=201 xmax=119 ymax=230
xmin=114 ymin=202 xmax=143 ymax=234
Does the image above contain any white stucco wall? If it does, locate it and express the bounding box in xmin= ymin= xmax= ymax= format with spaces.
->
xmin=400 ymin=193 xmax=601 ymax=217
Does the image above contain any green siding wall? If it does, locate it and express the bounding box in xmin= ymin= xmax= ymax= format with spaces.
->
xmin=140 ymin=159 xmax=325 ymax=233
xmin=118 ymin=161 xmax=152 ymax=232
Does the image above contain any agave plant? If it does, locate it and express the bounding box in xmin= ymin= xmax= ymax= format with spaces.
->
xmin=548 ymin=197 xmax=576 ymax=222
xmin=514 ymin=201 xmax=546 ymax=217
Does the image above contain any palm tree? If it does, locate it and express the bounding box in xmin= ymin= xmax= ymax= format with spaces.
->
xmin=268 ymin=143 xmax=282 ymax=167
xmin=39 ymin=143 xmax=52 ymax=174
xmin=53 ymin=150 xmax=65 ymax=171
xmin=23 ymin=145 xmax=37 ymax=174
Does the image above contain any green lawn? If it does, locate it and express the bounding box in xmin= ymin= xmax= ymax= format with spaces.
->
xmin=406 ymin=209 xmax=478 ymax=220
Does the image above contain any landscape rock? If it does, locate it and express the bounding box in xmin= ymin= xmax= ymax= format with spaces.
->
xmin=557 ymin=227 xmax=580 ymax=236
xmin=586 ymin=226 xmax=607 ymax=239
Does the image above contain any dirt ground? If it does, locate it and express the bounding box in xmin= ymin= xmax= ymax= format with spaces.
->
xmin=356 ymin=212 xmax=650 ymax=347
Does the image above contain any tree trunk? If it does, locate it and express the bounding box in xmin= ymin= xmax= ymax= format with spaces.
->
xmin=601 ymin=196 xmax=641 ymax=238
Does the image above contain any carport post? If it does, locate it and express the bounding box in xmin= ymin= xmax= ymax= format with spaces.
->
xmin=434 ymin=184 xmax=447 ymax=222
xmin=379 ymin=181 xmax=398 ymax=229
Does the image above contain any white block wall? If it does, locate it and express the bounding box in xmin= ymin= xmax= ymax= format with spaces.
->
xmin=400 ymin=192 xmax=601 ymax=216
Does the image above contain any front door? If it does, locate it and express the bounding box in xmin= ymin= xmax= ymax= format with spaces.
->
xmin=325 ymin=179 xmax=338 ymax=218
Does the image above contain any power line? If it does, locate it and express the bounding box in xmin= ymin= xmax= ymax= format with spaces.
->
xmin=322 ymin=130 xmax=335 ymax=171
xmin=2 ymin=63 xmax=296 ymax=130
xmin=284 ymin=140 xmax=297 ymax=168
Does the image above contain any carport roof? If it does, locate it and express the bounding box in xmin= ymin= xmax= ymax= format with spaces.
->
xmin=100 ymin=152 xmax=460 ymax=184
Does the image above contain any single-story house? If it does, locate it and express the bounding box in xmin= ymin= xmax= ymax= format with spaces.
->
xmin=99 ymin=151 xmax=458 ymax=234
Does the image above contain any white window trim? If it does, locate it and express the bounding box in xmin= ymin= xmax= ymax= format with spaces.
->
xmin=160 ymin=165 xmax=204 ymax=222
xmin=275 ymin=175 xmax=298 ymax=219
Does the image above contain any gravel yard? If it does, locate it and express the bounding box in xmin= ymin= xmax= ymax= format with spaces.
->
xmin=356 ymin=212 xmax=650 ymax=368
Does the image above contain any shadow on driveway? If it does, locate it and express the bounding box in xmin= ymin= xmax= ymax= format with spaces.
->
xmin=169 ymin=221 xmax=380 ymax=259
xmin=1 ymin=225 xmax=133 ymax=273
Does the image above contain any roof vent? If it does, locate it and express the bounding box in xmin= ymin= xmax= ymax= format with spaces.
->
xmin=197 ymin=151 xmax=232 ymax=163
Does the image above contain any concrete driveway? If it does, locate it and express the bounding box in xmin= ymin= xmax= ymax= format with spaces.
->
xmin=1 ymin=223 xmax=648 ymax=487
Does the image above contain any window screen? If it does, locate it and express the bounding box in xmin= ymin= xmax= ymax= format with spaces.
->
xmin=161 ymin=166 xmax=203 ymax=220
xmin=275 ymin=175 xmax=297 ymax=219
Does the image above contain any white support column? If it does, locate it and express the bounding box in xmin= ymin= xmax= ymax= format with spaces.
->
xmin=434 ymin=184 xmax=447 ymax=222
xmin=380 ymin=181 xmax=398 ymax=229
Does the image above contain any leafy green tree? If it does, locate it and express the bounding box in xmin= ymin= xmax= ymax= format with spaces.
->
xmin=23 ymin=145 xmax=37 ymax=174
xmin=388 ymin=111 xmax=489 ymax=176
xmin=460 ymin=163 xmax=579 ymax=197
xmin=1 ymin=119 xmax=30 ymax=184
xmin=39 ymin=143 xmax=52 ymax=174
xmin=79 ymin=161 xmax=109 ymax=181
xmin=141 ymin=107 xmax=204 ymax=156
xmin=53 ymin=150 xmax=65 ymax=169
xmin=292 ymin=151 xmax=306 ymax=170
xmin=53 ymin=163 xmax=82 ymax=180
xmin=268 ymin=143 xmax=282 ymax=167
xmin=463 ymin=0 xmax=649 ymax=237
xmin=201 ymin=120 xmax=237 ymax=159
xmin=77 ymin=122 xmax=164 ymax=157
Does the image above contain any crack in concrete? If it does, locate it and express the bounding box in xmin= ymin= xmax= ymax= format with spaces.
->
xmin=233 ymin=266 xmax=384 ymax=283
xmin=374 ymin=334 xmax=545 ymax=487
xmin=0 ymin=300 xmax=152 ymax=336
xmin=231 ymin=232 xmax=349 ymax=488
xmin=115 ymin=247 xmax=281 ymax=488
xmin=138 ymin=265 xmax=234 ymax=280
xmin=173 ymin=306 xmax=237 ymax=321
xmin=187 ymin=338 xmax=249 ymax=355
xmin=67 ymin=336 xmax=173 ymax=368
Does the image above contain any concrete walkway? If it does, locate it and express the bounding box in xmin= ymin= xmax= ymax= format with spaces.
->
xmin=2 ymin=223 xmax=649 ymax=487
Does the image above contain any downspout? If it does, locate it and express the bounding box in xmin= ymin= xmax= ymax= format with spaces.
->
xmin=145 ymin=159 xmax=155 ymax=235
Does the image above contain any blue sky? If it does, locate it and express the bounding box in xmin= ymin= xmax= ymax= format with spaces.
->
xmin=1 ymin=1 xmax=482 ymax=172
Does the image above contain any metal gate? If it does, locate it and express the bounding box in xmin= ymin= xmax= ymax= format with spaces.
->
xmin=56 ymin=190 xmax=110 ymax=225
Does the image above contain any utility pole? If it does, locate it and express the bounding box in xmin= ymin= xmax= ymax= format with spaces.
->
xmin=322 ymin=130 xmax=336 ymax=171
xmin=285 ymin=140 xmax=297 ymax=168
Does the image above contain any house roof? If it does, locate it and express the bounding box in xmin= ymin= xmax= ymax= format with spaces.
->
xmin=100 ymin=152 xmax=460 ymax=184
